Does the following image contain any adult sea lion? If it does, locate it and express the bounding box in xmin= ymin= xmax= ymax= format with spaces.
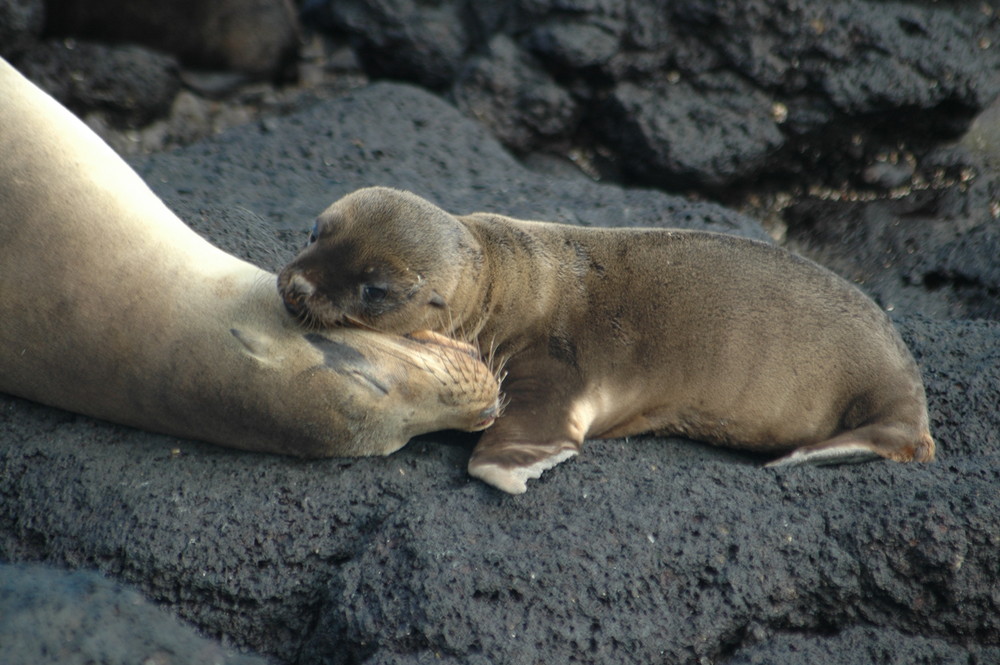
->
xmin=0 ymin=59 xmax=498 ymax=458
xmin=278 ymin=186 xmax=935 ymax=494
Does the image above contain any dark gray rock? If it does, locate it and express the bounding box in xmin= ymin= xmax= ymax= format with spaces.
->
xmin=783 ymin=146 xmax=1000 ymax=321
xmin=452 ymin=35 xmax=579 ymax=154
xmin=600 ymin=73 xmax=785 ymax=189
xmin=665 ymin=0 xmax=1000 ymax=190
xmin=674 ymin=1 xmax=996 ymax=113
xmin=606 ymin=0 xmax=1000 ymax=188
xmin=2 ymin=80 xmax=997 ymax=665
xmin=523 ymin=13 xmax=624 ymax=71
xmin=305 ymin=0 xmax=470 ymax=89
xmin=727 ymin=625 xmax=1000 ymax=664
xmin=19 ymin=0 xmax=999 ymax=195
xmin=0 ymin=0 xmax=43 ymax=59
xmin=17 ymin=40 xmax=180 ymax=127
xmin=295 ymin=0 xmax=1000 ymax=193
xmin=0 ymin=563 xmax=270 ymax=665
xmin=900 ymin=316 xmax=1000 ymax=460
xmin=43 ymin=0 xmax=299 ymax=79
xmin=133 ymin=81 xmax=764 ymax=243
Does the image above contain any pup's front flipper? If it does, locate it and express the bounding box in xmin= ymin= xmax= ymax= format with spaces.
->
xmin=469 ymin=436 xmax=580 ymax=494
xmin=467 ymin=363 xmax=592 ymax=494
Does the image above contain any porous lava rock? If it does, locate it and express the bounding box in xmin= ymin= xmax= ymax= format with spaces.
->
xmin=44 ymin=0 xmax=299 ymax=79
xmin=17 ymin=40 xmax=180 ymax=127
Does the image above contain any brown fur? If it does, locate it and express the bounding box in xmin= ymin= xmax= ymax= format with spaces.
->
xmin=279 ymin=187 xmax=935 ymax=493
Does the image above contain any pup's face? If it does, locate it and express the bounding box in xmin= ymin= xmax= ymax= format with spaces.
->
xmin=277 ymin=187 xmax=469 ymax=335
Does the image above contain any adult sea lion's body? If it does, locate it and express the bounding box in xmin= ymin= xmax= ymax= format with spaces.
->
xmin=0 ymin=60 xmax=498 ymax=457
xmin=279 ymin=187 xmax=935 ymax=494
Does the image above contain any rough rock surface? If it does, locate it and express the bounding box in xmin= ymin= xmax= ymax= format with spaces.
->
xmin=599 ymin=73 xmax=785 ymax=189
xmin=302 ymin=0 xmax=469 ymax=89
xmin=17 ymin=39 xmax=180 ymax=127
xmin=5 ymin=0 xmax=998 ymax=201
xmin=0 ymin=0 xmax=43 ymax=59
xmin=299 ymin=0 xmax=1000 ymax=193
xmin=727 ymin=626 xmax=1000 ymax=665
xmin=452 ymin=34 xmax=579 ymax=154
xmin=0 ymin=563 xmax=268 ymax=665
xmin=2 ymin=82 xmax=999 ymax=665
xmin=44 ymin=0 xmax=299 ymax=79
xmin=784 ymin=159 xmax=1000 ymax=321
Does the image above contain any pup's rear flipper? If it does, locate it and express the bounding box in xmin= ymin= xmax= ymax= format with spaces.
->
xmin=765 ymin=425 xmax=935 ymax=468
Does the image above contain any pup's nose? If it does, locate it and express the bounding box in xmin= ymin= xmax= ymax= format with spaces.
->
xmin=280 ymin=285 xmax=305 ymax=317
xmin=283 ymin=296 xmax=302 ymax=317
xmin=278 ymin=272 xmax=313 ymax=318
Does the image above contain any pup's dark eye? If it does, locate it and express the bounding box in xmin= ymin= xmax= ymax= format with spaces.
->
xmin=307 ymin=221 xmax=320 ymax=245
xmin=362 ymin=284 xmax=388 ymax=303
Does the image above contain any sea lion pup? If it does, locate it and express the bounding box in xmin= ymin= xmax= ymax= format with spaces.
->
xmin=278 ymin=187 xmax=935 ymax=494
xmin=0 ymin=59 xmax=498 ymax=458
